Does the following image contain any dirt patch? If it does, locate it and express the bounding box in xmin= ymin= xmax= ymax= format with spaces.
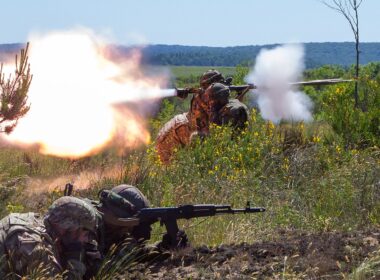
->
xmin=130 ymin=229 xmax=380 ymax=279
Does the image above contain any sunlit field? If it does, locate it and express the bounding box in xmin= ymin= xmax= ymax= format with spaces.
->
xmin=0 ymin=63 xmax=379 ymax=279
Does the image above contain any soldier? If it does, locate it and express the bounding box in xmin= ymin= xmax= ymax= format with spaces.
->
xmin=202 ymin=83 xmax=230 ymax=124
xmin=188 ymin=69 xmax=227 ymax=133
xmin=0 ymin=196 xmax=100 ymax=279
xmin=88 ymin=184 xmax=186 ymax=258
xmin=156 ymin=68 xmax=250 ymax=164
xmin=199 ymin=69 xmax=227 ymax=89
xmin=95 ymin=184 xmax=152 ymax=253
xmin=155 ymin=82 xmax=230 ymax=163
xmin=217 ymin=98 xmax=250 ymax=130
xmin=156 ymin=70 xmax=227 ymax=163
xmin=198 ymin=69 xmax=250 ymax=130
xmin=155 ymin=112 xmax=195 ymax=164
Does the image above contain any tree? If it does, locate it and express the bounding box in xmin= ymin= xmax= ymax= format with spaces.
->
xmin=0 ymin=43 xmax=32 ymax=133
xmin=322 ymin=0 xmax=364 ymax=108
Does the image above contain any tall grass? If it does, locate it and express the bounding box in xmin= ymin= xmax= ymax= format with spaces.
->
xmin=0 ymin=64 xmax=379 ymax=278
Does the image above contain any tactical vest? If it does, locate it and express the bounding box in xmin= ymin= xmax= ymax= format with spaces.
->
xmin=0 ymin=213 xmax=59 ymax=277
xmin=0 ymin=212 xmax=46 ymax=246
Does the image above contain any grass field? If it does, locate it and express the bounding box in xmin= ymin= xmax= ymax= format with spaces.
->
xmin=0 ymin=63 xmax=379 ymax=279
xmin=144 ymin=65 xmax=237 ymax=86
xmin=169 ymin=66 xmax=237 ymax=78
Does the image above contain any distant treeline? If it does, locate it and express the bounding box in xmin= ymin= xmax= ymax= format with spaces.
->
xmin=135 ymin=43 xmax=380 ymax=68
xmin=2 ymin=42 xmax=380 ymax=68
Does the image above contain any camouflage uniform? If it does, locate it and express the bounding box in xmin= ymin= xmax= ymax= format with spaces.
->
xmin=155 ymin=69 xmax=249 ymax=163
xmin=90 ymin=184 xmax=151 ymax=254
xmin=0 ymin=212 xmax=62 ymax=279
xmin=43 ymin=196 xmax=101 ymax=280
xmin=202 ymin=83 xmax=230 ymax=124
xmin=200 ymin=70 xmax=249 ymax=130
xmin=218 ymin=98 xmax=249 ymax=130
xmin=155 ymin=70 xmax=226 ymax=164
xmin=155 ymin=112 xmax=196 ymax=164
xmin=91 ymin=185 xmax=185 ymax=260
xmin=193 ymin=69 xmax=227 ymax=133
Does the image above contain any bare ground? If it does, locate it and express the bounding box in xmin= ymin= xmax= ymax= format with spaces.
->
xmin=129 ymin=229 xmax=380 ymax=280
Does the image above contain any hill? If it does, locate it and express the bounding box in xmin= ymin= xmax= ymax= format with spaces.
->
xmin=0 ymin=42 xmax=380 ymax=68
xmin=129 ymin=42 xmax=380 ymax=68
xmin=1 ymin=42 xmax=380 ymax=68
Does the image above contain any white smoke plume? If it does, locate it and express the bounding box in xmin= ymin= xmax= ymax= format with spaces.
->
xmin=246 ymin=44 xmax=313 ymax=123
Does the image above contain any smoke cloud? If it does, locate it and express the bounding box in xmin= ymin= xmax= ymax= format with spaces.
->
xmin=246 ymin=44 xmax=313 ymax=123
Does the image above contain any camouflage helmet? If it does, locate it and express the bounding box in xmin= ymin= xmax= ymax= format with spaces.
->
xmin=44 ymin=196 xmax=97 ymax=233
xmin=111 ymin=185 xmax=150 ymax=209
xmin=101 ymin=184 xmax=149 ymax=218
xmin=200 ymin=69 xmax=225 ymax=89
xmin=204 ymin=83 xmax=230 ymax=105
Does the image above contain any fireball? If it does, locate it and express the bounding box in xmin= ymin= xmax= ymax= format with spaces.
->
xmin=2 ymin=29 xmax=174 ymax=158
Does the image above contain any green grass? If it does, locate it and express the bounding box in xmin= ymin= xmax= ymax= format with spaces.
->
xmin=169 ymin=66 xmax=236 ymax=79
xmin=0 ymin=64 xmax=379 ymax=279
xmin=143 ymin=65 xmax=236 ymax=79
xmin=1 ymin=66 xmax=379 ymax=241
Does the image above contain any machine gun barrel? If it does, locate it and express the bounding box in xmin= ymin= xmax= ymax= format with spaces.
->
xmin=136 ymin=203 xmax=265 ymax=223
xmin=134 ymin=203 xmax=265 ymax=248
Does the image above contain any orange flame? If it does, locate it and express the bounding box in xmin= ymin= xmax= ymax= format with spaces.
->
xmin=2 ymin=29 xmax=174 ymax=158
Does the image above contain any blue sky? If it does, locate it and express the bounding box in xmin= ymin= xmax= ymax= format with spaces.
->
xmin=1 ymin=0 xmax=379 ymax=46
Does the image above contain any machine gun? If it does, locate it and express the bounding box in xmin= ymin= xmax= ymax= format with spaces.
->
xmin=99 ymin=189 xmax=265 ymax=248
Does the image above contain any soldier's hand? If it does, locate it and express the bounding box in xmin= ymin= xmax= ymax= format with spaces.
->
xmin=62 ymin=241 xmax=85 ymax=261
xmin=131 ymin=223 xmax=152 ymax=242
xmin=159 ymin=230 xmax=189 ymax=250
xmin=176 ymin=88 xmax=189 ymax=99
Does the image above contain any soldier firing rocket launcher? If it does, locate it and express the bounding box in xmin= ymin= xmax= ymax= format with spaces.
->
xmin=175 ymin=78 xmax=352 ymax=101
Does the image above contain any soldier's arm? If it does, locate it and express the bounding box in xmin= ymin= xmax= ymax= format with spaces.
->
xmin=62 ymin=238 xmax=102 ymax=280
xmin=64 ymin=258 xmax=87 ymax=280
xmin=61 ymin=241 xmax=93 ymax=280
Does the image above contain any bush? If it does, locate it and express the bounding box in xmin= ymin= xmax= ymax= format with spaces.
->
xmin=305 ymin=63 xmax=380 ymax=148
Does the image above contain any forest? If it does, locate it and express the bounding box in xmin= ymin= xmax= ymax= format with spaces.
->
xmin=2 ymin=42 xmax=380 ymax=68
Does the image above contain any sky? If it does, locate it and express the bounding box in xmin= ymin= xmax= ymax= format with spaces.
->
xmin=1 ymin=0 xmax=379 ymax=47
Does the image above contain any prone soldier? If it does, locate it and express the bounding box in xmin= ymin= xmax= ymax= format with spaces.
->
xmin=89 ymin=184 xmax=187 ymax=255
xmin=85 ymin=184 xmax=264 ymax=259
xmin=0 ymin=196 xmax=100 ymax=279
xmin=53 ymin=183 xmax=264 ymax=277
